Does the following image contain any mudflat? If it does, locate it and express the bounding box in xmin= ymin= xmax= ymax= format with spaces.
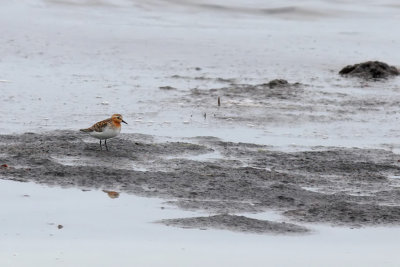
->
xmin=2 ymin=129 xmax=400 ymax=233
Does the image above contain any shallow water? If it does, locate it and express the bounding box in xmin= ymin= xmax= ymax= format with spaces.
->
xmin=1 ymin=179 xmax=399 ymax=267
xmin=1 ymin=0 xmax=400 ymax=150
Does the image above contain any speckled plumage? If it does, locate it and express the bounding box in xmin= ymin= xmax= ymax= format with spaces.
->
xmin=81 ymin=117 xmax=118 ymax=133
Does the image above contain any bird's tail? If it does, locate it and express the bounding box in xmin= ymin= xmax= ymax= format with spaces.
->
xmin=80 ymin=128 xmax=92 ymax=133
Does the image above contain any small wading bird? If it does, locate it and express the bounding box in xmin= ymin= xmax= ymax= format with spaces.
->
xmin=80 ymin=114 xmax=127 ymax=151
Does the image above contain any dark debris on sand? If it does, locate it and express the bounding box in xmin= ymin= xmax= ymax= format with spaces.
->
xmin=339 ymin=61 xmax=399 ymax=79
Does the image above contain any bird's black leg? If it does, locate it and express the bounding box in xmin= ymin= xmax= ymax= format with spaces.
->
xmin=99 ymin=140 xmax=102 ymax=151
xmin=105 ymin=139 xmax=109 ymax=151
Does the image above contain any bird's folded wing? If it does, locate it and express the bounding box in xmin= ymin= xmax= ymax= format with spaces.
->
xmin=91 ymin=119 xmax=112 ymax=132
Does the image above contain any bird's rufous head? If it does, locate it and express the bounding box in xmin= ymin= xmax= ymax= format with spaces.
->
xmin=111 ymin=114 xmax=127 ymax=124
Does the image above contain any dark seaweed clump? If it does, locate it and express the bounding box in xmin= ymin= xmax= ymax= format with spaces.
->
xmin=339 ymin=61 xmax=399 ymax=79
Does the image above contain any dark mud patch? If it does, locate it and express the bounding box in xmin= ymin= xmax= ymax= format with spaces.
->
xmin=181 ymin=79 xmax=308 ymax=124
xmin=164 ymin=72 xmax=400 ymax=129
xmin=157 ymin=214 xmax=309 ymax=234
xmin=1 ymin=131 xmax=400 ymax=232
xmin=339 ymin=61 xmax=399 ymax=79
xmin=285 ymin=202 xmax=400 ymax=226
xmin=191 ymin=79 xmax=303 ymax=101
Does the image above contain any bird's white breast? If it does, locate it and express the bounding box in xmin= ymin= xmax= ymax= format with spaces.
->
xmin=89 ymin=126 xmax=121 ymax=140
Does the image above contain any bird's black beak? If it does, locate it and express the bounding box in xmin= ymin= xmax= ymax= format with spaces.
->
xmin=122 ymin=120 xmax=128 ymax=124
